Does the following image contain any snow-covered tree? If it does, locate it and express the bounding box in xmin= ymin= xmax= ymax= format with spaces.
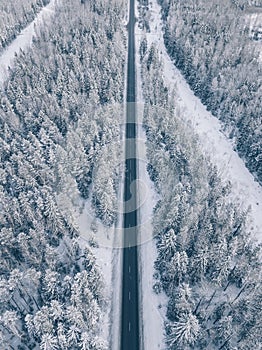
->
xmin=40 ymin=333 xmax=59 ymax=350
xmin=167 ymin=313 xmax=200 ymax=348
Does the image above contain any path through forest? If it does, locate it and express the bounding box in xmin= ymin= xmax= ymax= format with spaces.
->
xmin=0 ymin=0 xmax=60 ymax=89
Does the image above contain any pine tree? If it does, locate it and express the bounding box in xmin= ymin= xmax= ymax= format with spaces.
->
xmin=167 ymin=312 xmax=200 ymax=348
xmin=40 ymin=333 xmax=59 ymax=350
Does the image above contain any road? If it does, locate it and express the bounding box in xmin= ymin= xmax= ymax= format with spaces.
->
xmin=120 ymin=0 xmax=140 ymax=348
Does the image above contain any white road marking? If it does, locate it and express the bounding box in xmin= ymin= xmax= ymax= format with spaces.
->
xmin=129 ymin=322 xmax=131 ymax=332
xmin=129 ymin=265 xmax=131 ymax=273
xmin=129 ymin=291 xmax=131 ymax=300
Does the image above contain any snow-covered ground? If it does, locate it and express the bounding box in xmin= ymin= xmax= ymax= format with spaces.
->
xmin=136 ymin=81 xmax=167 ymax=349
xmin=135 ymin=0 xmax=262 ymax=348
xmin=244 ymin=8 xmax=262 ymax=61
xmin=76 ymin=32 xmax=127 ymax=346
xmin=245 ymin=7 xmax=262 ymax=34
xmin=76 ymin=199 xmax=122 ymax=348
xmin=135 ymin=3 xmax=167 ymax=349
xmin=0 ymin=0 xmax=60 ymax=89
xmin=143 ymin=0 xmax=262 ymax=244
xmin=0 ymin=0 xmax=125 ymax=345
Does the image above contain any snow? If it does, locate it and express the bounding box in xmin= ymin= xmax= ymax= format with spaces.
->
xmin=136 ymin=99 xmax=167 ymax=350
xmin=76 ymin=199 xmax=122 ymax=347
xmin=0 ymin=0 xmax=125 ymax=342
xmin=245 ymin=8 xmax=262 ymax=34
xmin=109 ymin=129 xmax=125 ymax=350
xmin=244 ymin=9 xmax=262 ymax=61
xmin=0 ymin=0 xmax=60 ymax=89
xmin=135 ymin=6 xmax=167 ymax=350
xmin=136 ymin=101 xmax=167 ymax=350
xmin=76 ymin=102 xmax=126 ymax=347
xmin=142 ymin=0 xmax=262 ymax=244
xmin=77 ymin=201 xmax=113 ymax=344
xmin=135 ymin=0 xmax=262 ymax=347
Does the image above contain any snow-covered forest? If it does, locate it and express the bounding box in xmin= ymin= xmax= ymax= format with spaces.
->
xmin=140 ymin=40 xmax=262 ymax=349
xmin=0 ymin=0 xmax=126 ymax=348
xmin=158 ymin=0 xmax=262 ymax=186
xmin=0 ymin=0 xmax=50 ymax=53
xmin=1 ymin=0 xmax=261 ymax=348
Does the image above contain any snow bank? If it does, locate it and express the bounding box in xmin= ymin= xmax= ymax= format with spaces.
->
xmin=145 ymin=0 xmax=262 ymax=243
xmin=136 ymin=102 xmax=167 ymax=350
xmin=77 ymin=199 xmax=122 ymax=347
xmin=0 ymin=0 xmax=60 ymax=89
xmin=135 ymin=7 xmax=167 ymax=350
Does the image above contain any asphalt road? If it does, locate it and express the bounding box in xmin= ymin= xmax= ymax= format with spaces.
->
xmin=120 ymin=0 xmax=140 ymax=348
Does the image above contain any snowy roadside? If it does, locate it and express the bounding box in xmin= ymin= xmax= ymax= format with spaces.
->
xmin=77 ymin=24 xmax=128 ymax=348
xmin=0 ymin=0 xmax=126 ymax=346
xmin=0 ymin=0 xmax=61 ymax=89
xmin=76 ymin=200 xmax=114 ymax=345
xmin=146 ymin=0 xmax=262 ymax=244
xmin=108 ymin=19 xmax=129 ymax=350
xmin=135 ymin=1 xmax=262 ymax=348
xmin=135 ymin=2 xmax=168 ymax=349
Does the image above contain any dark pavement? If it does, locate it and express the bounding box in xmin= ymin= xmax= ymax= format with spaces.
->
xmin=120 ymin=0 xmax=140 ymax=348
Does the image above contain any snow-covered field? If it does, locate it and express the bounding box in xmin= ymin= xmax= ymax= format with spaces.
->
xmin=0 ymin=0 xmax=60 ymax=89
xmin=143 ymin=0 xmax=262 ymax=244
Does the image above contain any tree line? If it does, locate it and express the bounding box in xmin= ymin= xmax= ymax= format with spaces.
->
xmin=140 ymin=39 xmax=261 ymax=350
xmin=158 ymin=0 xmax=262 ymax=186
xmin=0 ymin=0 xmax=50 ymax=53
xmin=0 ymin=0 xmax=126 ymax=348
